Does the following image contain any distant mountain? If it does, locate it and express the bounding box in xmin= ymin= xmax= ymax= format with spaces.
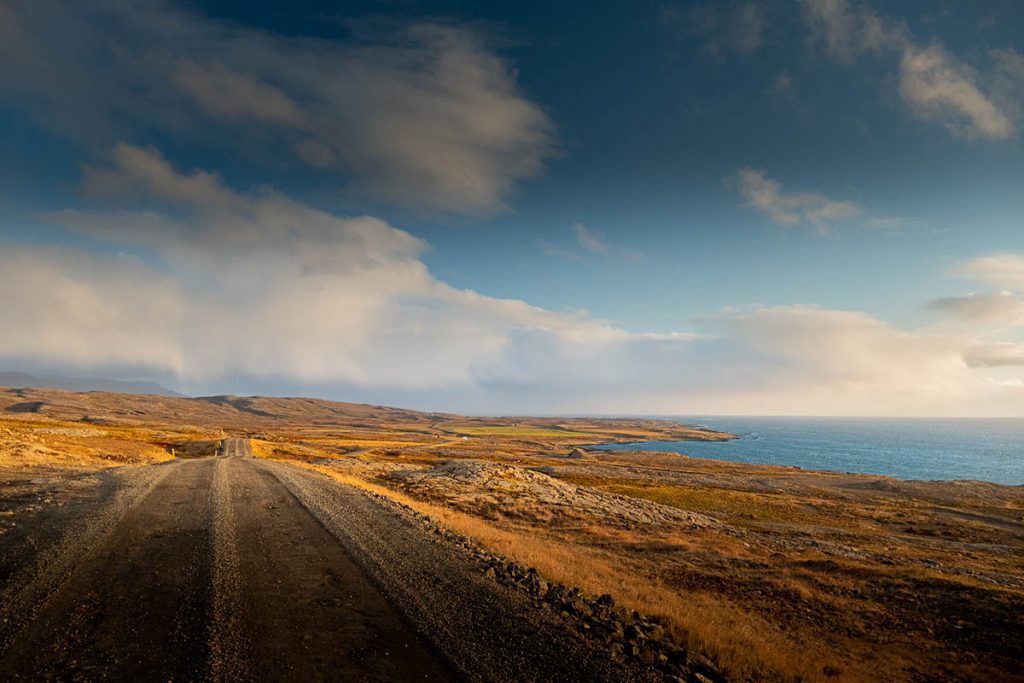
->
xmin=0 ymin=372 xmax=183 ymax=397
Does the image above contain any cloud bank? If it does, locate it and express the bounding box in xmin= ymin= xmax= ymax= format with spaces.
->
xmin=1 ymin=147 xmax=1022 ymax=414
xmin=0 ymin=1 xmax=554 ymax=213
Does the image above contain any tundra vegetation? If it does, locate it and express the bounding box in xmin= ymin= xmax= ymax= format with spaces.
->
xmin=1 ymin=387 xmax=1022 ymax=682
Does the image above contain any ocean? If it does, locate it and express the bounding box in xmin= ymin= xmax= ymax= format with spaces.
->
xmin=588 ymin=417 xmax=1024 ymax=486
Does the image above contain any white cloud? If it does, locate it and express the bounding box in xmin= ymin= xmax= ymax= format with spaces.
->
xmin=9 ymin=146 xmax=668 ymax=396
xmin=683 ymin=305 xmax=979 ymax=414
xmin=0 ymin=2 xmax=554 ymax=213
xmin=921 ymin=254 xmax=1024 ymax=372
xmin=0 ymin=247 xmax=187 ymax=373
xmin=4 ymin=149 xmax=1024 ymax=415
xmin=928 ymin=292 xmax=1024 ymax=326
xmin=965 ymin=343 xmax=1024 ymax=369
xmin=800 ymin=0 xmax=1016 ymax=139
xmin=899 ymin=44 xmax=1013 ymax=140
xmin=956 ymin=254 xmax=1024 ymax=291
xmin=733 ymin=167 xmax=859 ymax=231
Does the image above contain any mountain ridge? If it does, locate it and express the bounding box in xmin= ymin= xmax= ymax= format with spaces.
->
xmin=0 ymin=372 xmax=182 ymax=397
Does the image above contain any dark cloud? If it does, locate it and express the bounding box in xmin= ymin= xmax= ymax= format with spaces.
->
xmin=0 ymin=1 xmax=555 ymax=213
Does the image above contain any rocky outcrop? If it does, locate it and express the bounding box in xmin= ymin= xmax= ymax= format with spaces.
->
xmin=387 ymin=460 xmax=718 ymax=529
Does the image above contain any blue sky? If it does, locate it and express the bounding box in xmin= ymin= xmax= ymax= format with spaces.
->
xmin=1 ymin=0 xmax=1023 ymax=415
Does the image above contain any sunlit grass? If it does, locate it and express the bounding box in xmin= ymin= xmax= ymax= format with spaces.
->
xmin=560 ymin=475 xmax=826 ymax=525
xmin=297 ymin=460 xmax=826 ymax=682
xmin=446 ymin=424 xmax=598 ymax=438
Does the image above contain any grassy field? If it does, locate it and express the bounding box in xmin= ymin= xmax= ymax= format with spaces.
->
xmin=3 ymin=386 xmax=1022 ymax=682
xmin=561 ymin=475 xmax=827 ymax=526
xmin=445 ymin=424 xmax=599 ymax=438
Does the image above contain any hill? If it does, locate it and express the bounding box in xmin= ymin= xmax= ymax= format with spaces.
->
xmin=0 ymin=372 xmax=181 ymax=397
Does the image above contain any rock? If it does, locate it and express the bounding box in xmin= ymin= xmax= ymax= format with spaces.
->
xmin=570 ymin=600 xmax=592 ymax=618
xmin=687 ymin=653 xmax=714 ymax=671
xmin=385 ymin=459 xmax=719 ymax=529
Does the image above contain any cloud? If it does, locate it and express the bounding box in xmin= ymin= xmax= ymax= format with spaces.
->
xmin=173 ymin=60 xmax=307 ymax=127
xmin=899 ymin=44 xmax=1013 ymax=139
xmin=660 ymin=1 xmax=764 ymax=57
xmin=732 ymin=167 xmax=859 ymax=231
xmin=541 ymin=224 xmax=645 ymax=264
xmin=574 ymin=223 xmax=609 ymax=254
xmin=992 ymin=49 xmax=1024 ymax=121
xmin=4 ymin=149 xmax=1024 ymax=415
xmin=956 ymin=254 xmax=1024 ymax=291
xmin=927 ymin=292 xmax=1024 ymax=326
xmin=965 ymin=343 xmax=1024 ymax=369
xmin=0 ymin=1 xmax=554 ymax=213
xmin=695 ymin=305 xmax=976 ymax=410
xmin=800 ymin=0 xmax=1016 ymax=139
xmin=0 ymin=247 xmax=187 ymax=373
xmin=9 ymin=146 xmax=676 ymax=398
xmin=923 ymin=254 xmax=1024 ymax=371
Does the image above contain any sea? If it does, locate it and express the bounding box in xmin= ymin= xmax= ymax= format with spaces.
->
xmin=588 ymin=417 xmax=1024 ymax=486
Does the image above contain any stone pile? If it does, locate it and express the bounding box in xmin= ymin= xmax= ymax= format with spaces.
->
xmin=475 ymin=555 xmax=722 ymax=683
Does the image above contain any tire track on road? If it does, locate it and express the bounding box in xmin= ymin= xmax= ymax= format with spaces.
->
xmin=0 ymin=460 xmax=181 ymax=651
xmin=208 ymin=454 xmax=250 ymax=683
xmin=228 ymin=452 xmax=452 ymax=681
xmin=0 ymin=458 xmax=215 ymax=680
xmin=261 ymin=459 xmax=656 ymax=682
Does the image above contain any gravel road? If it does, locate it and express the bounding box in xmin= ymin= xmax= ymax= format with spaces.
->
xmin=0 ymin=440 xmax=658 ymax=681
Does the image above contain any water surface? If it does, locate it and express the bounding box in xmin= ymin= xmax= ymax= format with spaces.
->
xmin=589 ymin=417 xmax=1024 ymax=485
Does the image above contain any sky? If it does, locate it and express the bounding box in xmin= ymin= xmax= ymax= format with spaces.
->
xmin=1 ymin=0 xmax=1023 ymax=416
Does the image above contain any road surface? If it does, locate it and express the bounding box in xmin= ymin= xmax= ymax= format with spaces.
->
xmin=0 ymin=439 xmax=657 ymax=682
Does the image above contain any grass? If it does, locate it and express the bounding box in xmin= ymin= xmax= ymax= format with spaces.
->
xmin=0 ymin=418 xmax=195 ymax=470
xmin=446 ymin=424 xmax=598 ymax=439
xmin=250 ymin=439 xmax=1024 ymax=682
xmin=7 ymin=388 xmax=1023 ymax=683
xmin=295 ymin=460 xmax=836 ymax=682
xmin=561 ymin=475 xmax=828 ymax=526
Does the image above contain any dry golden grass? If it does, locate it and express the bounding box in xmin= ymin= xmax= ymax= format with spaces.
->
xmin=288 ymin=460 xmax=835 ymax=682
xmin=5 ymin=387 xmax=1022 ymax=682
xmin=258 ymin=443 xmax=1024 ymax=683
xmin=0 ymin=418 xmax=189 ymax=470
xmin=561 ymin=475 xmax=837 ymax=527
xmin=444 ymin=424 xmax=599 ymax=438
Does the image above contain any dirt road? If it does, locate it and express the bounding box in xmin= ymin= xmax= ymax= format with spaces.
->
xmin=0 ymin=440 xmax=657 ymax=681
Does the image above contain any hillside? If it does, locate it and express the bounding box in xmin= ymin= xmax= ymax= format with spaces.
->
xmin=0 ymin=372 xmax=181 ymax=397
